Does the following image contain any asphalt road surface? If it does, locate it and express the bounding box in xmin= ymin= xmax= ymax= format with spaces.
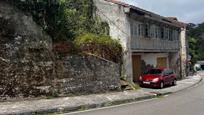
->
xmin=65 ymin=76 xmax=204 ymax=115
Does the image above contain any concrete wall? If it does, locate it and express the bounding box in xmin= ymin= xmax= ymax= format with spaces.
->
xmin=94 ymin=0 xmax=133 ymax=82
xmin=169 ymin=52 xmax=181 ymax=78
xmin=142 ymin=53 xmax=169 ymax=67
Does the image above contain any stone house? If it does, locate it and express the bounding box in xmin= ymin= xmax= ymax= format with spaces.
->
xmin=94 ymin=0 xmax=187 ymax=82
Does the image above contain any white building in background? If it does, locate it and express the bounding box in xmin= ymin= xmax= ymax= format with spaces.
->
xmin=94 ymin=0 xmax=187 ymax=82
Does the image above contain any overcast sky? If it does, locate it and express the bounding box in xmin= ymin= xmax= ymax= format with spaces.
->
xmin=123 ymin=0 xmax=204 ymax=24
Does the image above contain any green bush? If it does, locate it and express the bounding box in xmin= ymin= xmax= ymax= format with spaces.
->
xmin=75 ymin=33 xmax=121 ymax=48
xmin=74 ymin=33 xmax=122 ymax=63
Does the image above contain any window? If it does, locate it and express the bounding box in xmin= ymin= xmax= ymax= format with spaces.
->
xmin=144 ymin=24 xmax=150 ymax=38
xmin=172 ymin=30 xmax=175 ymax=41
xmin=150 ymin=25 xmax=155 ymax=38
xmin=163 ymin=69 xmax=174 ymax=76
xmin=175 ymin=30 xmax=179 ymax=41
xmin=155 ymin=26 xmax=160 ymax=39
xmin=169 ymin=70 xmax=174 ymax=75
xmin=162 ymin=70 xmax=169 ymax=76
xmin=133 ymin=23 xmax=138 ymax=37
xmin=160 ymin=27 xmax=164 ymax=39
xmin=146 ymin=69 xmax=162 ymax=75
xmin=169 ymin=29 xmax=173 ymax=41
xmin=131 ymin=23 xmax=141 ymax=38
xmin=173 ymin=30 xmax=179 ymax=41
xmin=164 ymin=28 xmax=169 ymax=40
xmin=138 ymin=24 xmax=144 ymax=37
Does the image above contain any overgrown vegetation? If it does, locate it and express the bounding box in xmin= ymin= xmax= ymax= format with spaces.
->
xmin=9 ymin=0 xmax=109 ymax=41
xmin=74 ymin=33 xmax=122 ymax=63
xmin=7 ymin=0 xmax=122 ymax=62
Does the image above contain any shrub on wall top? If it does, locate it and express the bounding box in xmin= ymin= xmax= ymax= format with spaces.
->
xmin=75 ymin=33 xmax=121 ymax=49
xmin=74 ymin=33 xmax=122 ymax=63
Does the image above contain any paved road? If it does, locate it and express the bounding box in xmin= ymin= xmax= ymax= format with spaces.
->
xmin=65 ymin=75 xmax=204 ymax=115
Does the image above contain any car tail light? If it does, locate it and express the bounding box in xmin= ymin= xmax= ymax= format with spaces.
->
xmin=152 ymin=78 xmax=159 ymax=83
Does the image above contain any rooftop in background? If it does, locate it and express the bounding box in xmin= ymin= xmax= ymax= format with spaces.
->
xmin=104 ymin=0 xmax=186 ymax=28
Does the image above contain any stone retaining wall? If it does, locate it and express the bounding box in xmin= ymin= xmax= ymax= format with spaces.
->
xmin=53 ymin=55 xmax=121 ymax=96
xmin=0 ymin=1 xmax=121 ymax=101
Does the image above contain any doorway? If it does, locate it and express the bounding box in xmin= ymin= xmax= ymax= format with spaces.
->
xmin=132 ymin=55 xmax=142 ymax=82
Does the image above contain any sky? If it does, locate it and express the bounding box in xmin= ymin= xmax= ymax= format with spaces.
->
xmin=123 ymin=0 xmax=204 ymax=24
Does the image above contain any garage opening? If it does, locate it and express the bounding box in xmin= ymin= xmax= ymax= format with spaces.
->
xmin=132 ymin=55 xmax=141 ymax=82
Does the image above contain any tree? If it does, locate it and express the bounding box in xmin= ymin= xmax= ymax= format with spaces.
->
xmin=188 ymin=22 xmax=204 ymax=63
xmin=188 ymin=37 xmax=199 ymax=63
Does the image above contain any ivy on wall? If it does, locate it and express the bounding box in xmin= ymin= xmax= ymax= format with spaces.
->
xmin=8 ymin=0 xmax=109 ymax=41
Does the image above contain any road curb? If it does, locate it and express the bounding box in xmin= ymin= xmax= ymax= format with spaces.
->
xmin=174 ymin=76 xmax=203 ymax=93
xmin=154 ymin=75 xmax=203 ymax=97
xmin=14 ymin=94 xmax=158 ymax=115
xmin=157 ymin=77 xmax=203 ymax=96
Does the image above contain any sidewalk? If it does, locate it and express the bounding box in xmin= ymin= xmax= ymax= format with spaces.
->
xmin=0 ymin=73 xmax=202 ymax=115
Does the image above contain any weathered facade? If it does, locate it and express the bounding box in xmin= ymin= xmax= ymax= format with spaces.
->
xmin=94 ymin=0 xmax=187 ymax=82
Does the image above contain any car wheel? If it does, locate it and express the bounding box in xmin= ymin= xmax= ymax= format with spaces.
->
xmin=160 ymin=82 xmax=164 ymax=89
xmin=172 ymin=79 xmax=177 ymax=86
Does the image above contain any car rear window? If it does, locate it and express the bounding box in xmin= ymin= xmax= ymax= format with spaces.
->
xmin=147 ymin=69 xmax=162 ymax=74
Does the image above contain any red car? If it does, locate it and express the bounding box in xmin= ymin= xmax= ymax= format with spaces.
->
xmin=139 ymin=68 xmax=177 ymax=89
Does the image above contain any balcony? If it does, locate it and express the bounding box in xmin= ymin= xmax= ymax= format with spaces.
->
xmin=131 ymin=37 xmax=179 ymax=52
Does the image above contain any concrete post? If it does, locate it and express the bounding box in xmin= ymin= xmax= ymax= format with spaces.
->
xmin=180 ymin=27 xmax=187 ymax=79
